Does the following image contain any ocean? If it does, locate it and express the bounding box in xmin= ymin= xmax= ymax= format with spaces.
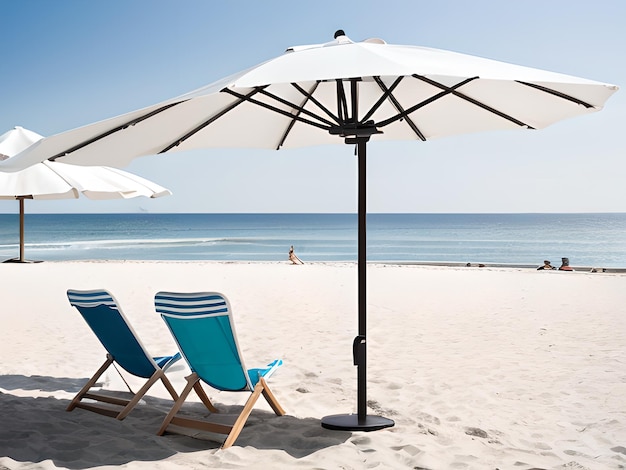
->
xmin=0 ymin=213 xmax=625 ymax=268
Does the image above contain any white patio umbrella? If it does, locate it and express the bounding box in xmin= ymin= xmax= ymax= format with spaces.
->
xmin=0 ymin=31 xmax=618 ymax=430
xmin=0 ymin=126 xmax=43 ymax=161
xmin=0 ymin=127 xmax=171 ymax=263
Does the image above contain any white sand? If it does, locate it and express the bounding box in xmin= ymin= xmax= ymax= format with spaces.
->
xmin=0 ymin=261 xmax=624 ymax=470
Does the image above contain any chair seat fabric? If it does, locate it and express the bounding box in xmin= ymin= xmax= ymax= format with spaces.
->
xmin=154 ymin=352 xmax=182 ymax=370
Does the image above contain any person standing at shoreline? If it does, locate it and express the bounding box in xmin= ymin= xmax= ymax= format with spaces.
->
xmin=289 ymin=245 xmax=304 ymax=265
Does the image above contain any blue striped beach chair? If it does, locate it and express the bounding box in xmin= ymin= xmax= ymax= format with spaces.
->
xmin=66 ymin=289 xmax=181 ymax=420
xmin=154 ymin=291 xmax=284 ymax=448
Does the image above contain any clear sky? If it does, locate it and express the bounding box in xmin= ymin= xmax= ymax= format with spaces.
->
xmin=1 ymin=0 xmax=624 ymax=214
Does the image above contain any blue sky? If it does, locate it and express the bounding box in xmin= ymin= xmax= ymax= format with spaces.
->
xmin=1 ymin=0 xmax=624 ymax=213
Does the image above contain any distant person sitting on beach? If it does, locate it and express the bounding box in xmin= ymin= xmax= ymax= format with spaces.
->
xmin=559 ymin=257 xmax=573 ymax=271
xmin=289 ymin=245 xmax=304 ymax=265
xmin=537 ymin=260 xmax=555 ymax=270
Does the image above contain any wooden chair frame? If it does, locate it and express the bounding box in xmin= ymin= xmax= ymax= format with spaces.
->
xmin=157 ymin=373 xmax=284 ymax=449
xmin=67 ymin=353 xmax=180 ymax=420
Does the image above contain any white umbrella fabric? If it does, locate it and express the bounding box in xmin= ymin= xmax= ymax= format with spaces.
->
xmin=0 ymin=32 xmax=617 ymax=170
xmin=0 ymin=126 xmax=43 ymax=161
xmin=0 ymin=31 xmax=618 ymax=429
xmin=0 ymin=127 xmax=171 ymax=263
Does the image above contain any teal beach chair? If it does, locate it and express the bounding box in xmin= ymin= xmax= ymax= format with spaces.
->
xmin=154 ymin=291 xmax=285 ymax=448
xmin=67 ymin=289 xmax=181 ymax=420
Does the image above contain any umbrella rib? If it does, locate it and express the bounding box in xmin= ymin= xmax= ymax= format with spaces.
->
xmin=516 ymin=81 xmax=595 ymax=108
xmin=158 ymin=88 xmax=267 ymax=153
xmin=413 ymin=75 xmax=533 ymax=128
xmin=257 ymin=87 xmax=338 ymax=127
xmin=49 ymin=101 xmax=185 ymax=161
xmin=361 ymin=76 xmax=403 ymax=123
xmin=372 ymin=76 xmax=427 ymax=141
xmin=350 ymin=79 xmax=358 ymax=125
xmin=291 ymin=82 xmax=341 ymax=125
xmin=337 ymin=79 xmax=350 ymax=124
xmin=276 ymin=82 xmax=320 ymax=150
xmin=222 ymin=88 xmax=333 ymax=132
xmin=375 ymin=78 xmax=476 ymax=129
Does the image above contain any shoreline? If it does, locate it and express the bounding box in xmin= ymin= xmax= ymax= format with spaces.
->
xmin=11 ymin=258 xmax=626 ymax=274
xmin=387 ymin=260 xmax=626 ymax=273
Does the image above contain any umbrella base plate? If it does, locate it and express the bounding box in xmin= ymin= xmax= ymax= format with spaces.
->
xmin=321 ymin=413 xmax=395 ymax=431
xmin=3 ymin=258 xmax=43 ymax=264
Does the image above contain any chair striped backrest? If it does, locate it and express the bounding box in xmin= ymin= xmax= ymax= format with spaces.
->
xmin=154 ymin=291 xmax=251 ymax=392
xmin=67 ymin=289 xmax=158 ymax=379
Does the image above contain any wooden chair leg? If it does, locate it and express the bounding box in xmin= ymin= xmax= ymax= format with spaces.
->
xmin=67 ymin=354 xmax=114 ymax=412
xmin=221 ymin=382 xmax=264 ymax=449
xmin=193 ymin=382 xmax=219 ymax=413
xmin=259 ymin=377 xmax=285 ymax=416
xmin=160 ymin=375 xmax=180 ymax=402
xmin=116 ymin=369 xmax=164 ymax=420
xmin=157 ymin=373 xmax=199 ymax=436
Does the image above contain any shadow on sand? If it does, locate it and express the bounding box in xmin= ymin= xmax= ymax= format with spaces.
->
xmin=0 ymin=375 xmax=351 ymax=469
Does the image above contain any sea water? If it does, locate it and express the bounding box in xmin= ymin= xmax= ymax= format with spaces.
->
xmin=0 ymin=213 xmax=625 ymax=268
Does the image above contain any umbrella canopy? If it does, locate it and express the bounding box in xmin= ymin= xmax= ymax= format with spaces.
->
xmin=0 ymin=127 xmax=171 ymax=262
xmin=0 ymin=32 xmax=617 ymax=170
xmin=0 ymin=126 xmax=43 ymax=161
xmin=0 ymin=32 xmax=617 ymax=430
xmin=0 ymin=159 xmax=172 ymax=201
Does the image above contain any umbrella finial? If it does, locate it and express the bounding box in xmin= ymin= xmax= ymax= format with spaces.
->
xmin=334 ymin=30 xmax=345 ymax=39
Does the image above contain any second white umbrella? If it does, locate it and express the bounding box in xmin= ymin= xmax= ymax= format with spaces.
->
xmin=0 ymin=127 xmax=171 ymax=262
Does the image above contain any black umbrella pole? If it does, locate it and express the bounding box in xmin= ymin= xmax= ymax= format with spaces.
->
xmin=19 ymin=198 xmax=25 ymax=262
xmin=320 ymin=138 xmax=394 ymax=432
xmin=357 ymin=137 xmax=367 ymax=420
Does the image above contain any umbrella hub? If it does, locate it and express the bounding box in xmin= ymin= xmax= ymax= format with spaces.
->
xmin=329 ymin=120 xmax=382 ymax=144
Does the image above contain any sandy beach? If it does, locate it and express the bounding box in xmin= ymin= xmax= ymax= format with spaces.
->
xmin=0 ymin=261 xmax=624 ymax=469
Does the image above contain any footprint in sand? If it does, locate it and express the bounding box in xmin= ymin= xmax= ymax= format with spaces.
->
xmin=464 ymin=427 xmax=488 ymax=438
xmin=416 ymin=412 xmax=440 ymax=425
xmin=391 ymin=444 xmax=421 ymax=456
xmin=351 ymin=436 xmax=371 ymax=445
xmin=350 ymin=435 xmax=377 ymax=454
xmin=367 ymin=399 xmax=396 ymax=416
xmin=533 ymin=442 xmax=552 ymax=450
xmin=560 ymin=462 xmax=592 ymax=469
